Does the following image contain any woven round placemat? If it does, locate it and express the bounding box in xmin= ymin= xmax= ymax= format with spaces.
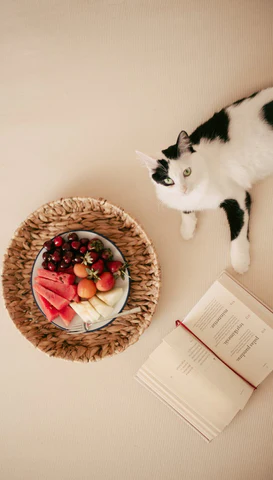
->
xmin=2 ymin=197 xmax=161 ymax=362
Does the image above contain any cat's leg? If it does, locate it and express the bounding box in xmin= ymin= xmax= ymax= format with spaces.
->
xmin=220 ymin=192 xmax=251 ymax=274
xmin=180 ymin=211 xmax=197 ymax=240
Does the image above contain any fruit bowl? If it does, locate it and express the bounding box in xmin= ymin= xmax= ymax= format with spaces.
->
xmin=3 ymin=197 xmax=160 ymax=362
xmin=31 ymin=230 xmax=130 ymax=332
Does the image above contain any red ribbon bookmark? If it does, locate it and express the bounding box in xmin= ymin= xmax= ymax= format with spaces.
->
xmin=175 ymin=320 xmax=256 ymax=390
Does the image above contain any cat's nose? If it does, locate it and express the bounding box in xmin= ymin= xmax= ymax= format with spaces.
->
xmin=182 ymin=186 xmax=188 ymax=194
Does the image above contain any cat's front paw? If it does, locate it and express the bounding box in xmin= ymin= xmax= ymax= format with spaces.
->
xmin=180 ymin=216 xmax=197 ymax=241
xmin=230 ymin=242 xmax=250 ymax=274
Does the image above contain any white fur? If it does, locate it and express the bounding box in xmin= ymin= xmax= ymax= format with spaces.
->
xmin=180 ymin=211 xmax=197 ymax=240
xmin=137 ymin=87 xmax=273 ymax=273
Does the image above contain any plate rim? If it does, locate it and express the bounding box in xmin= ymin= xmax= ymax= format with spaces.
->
xmin=30 ymin=229 xmax=131 ymax=333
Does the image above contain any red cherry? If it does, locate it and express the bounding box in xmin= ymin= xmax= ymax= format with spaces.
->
xmin=53 ymin=236 xmax=63 ymax=247
xmin=68 ymin=232 xmax=79 ymax=242
xmin=71 ymin=241 xmax=81 ymax=250
xmin=80 ymin=238 xmax=89 ymax=245
xmin=63 ymin=251 xmax=73 ymax=264
xmin=51 ymin=251 xmax=62 ymax=262
xmin=80 ymin=246 xmax=87 ymax=254
xmin=48 ymin=262 xmax=57 ymax=271
xmin=42 ymin=261 xmax=48 ymax=269
xmin=62 ymin=242 xmax=71 ymax=251
xmin=59 ymin=260 xmax=68 ymax=270
xmin=43 ymin=240 xmax=53 ymax=252
xmin=73 ymin=254 xmax=83 ymax=264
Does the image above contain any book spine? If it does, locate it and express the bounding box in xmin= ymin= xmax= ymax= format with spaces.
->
xmin=175 ymin=320 xmax=256 ymax=390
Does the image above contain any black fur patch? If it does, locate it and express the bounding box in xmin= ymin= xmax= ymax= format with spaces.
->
xmin=232 ymin=91 xmax=259 ymax=107
xmin=233 ymin=97 xmax=245 ymax=106
xmin=220 ymin=199 xmax=244 ymax=241
xmin=262 ymin=101 xmax=273 ymax=128
xmin=250 ymin=91 xmax=259 ymax=99
xmin=162 ymin=134 xmax=194 ymax=160
xmin=152 ymin=159 xmax=170 ymax=185
xmin=245 ymin=192 xmax=251 ymax=214
xmin=190 ymin=109 xmax=230 ymax=145
xmin=162 ymin=143 xmax=179 ymax=160
xmin=158 ymin=159 xmax=168 ymax=170
xmin=245 ymin=192 xmax=251 ymax=240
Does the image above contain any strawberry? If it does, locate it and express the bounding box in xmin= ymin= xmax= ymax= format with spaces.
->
xmin=86 ymin=258 xmax=105 ymax=281
xmin=107 ymin=261 xmax=128 ymax=280
xmin=96 ymin=272 xmax=115 ymax=291
xmin=91 ymin=259 xmax=104 ymax=275
xmin=101 ymin=248 xmax=113 ymax=261
xmin=87 ymin=238 xmax=104 ymax=252
xmin=83 ymin=251 xmax=99 ymax=265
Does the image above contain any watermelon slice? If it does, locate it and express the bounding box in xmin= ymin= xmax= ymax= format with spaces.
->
xmin=37 ymin=294 xmax=59 ymax=322
xmin=34 ymin=283 xmax=69 ymax=310
xmin=35 ymin=277 xmax=77 ymax=301
xmin=37 ymin=268 xmax=75 ymax=285
xmin=59 ymin=305 xmax=76 ymax=326
xmin=73 ymin=293 xmax=80 ymax=303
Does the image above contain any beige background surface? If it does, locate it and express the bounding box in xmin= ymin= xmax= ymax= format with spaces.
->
xmin=1 ymin=1 xmax=273 ymax=479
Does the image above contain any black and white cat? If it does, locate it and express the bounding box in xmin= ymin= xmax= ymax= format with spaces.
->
xmin=137 ymin=87 xmax=273 ymax=274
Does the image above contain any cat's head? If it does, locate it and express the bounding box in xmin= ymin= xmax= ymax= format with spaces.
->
xmin=136 ymin=131 xmax=207 ymax=198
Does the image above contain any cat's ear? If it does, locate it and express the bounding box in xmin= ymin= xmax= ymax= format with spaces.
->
xmin=136 ymin=151 xmax=158 ymax=170
xmin=177 ymin=131 xmax=192 ymax=155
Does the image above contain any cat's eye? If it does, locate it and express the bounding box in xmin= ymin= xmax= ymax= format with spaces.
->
xmin=183 ymin=167 xmax=192 ymax=177
xmin=163 ymin=177 xmax=174 ymax=186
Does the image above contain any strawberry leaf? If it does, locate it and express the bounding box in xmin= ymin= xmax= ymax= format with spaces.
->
xmin=86 ymin=267 xmax=100 ymax=281
xmin=83 ymin=252 xmax=94 ymax=266
xmin=114 ymin=261 xmax=130 ymax=280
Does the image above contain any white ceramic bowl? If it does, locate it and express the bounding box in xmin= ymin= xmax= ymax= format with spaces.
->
xmin=31 ymin=230 xmax=130 ymax=332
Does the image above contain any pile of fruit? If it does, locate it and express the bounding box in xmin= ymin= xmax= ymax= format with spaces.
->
xmin=33 ymin=233 xmax=128 ymax=327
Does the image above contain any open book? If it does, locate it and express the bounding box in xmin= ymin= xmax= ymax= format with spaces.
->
xmin=136 ymin=272 xmax=273 ymax=442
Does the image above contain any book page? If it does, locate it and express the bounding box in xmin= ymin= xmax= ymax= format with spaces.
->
xmin=163 ymin=327 xmax=253 ymax=409
xmin=147 ymin=328 xmax=253 ymax=431
xmin=183 ymin=280 xmax=273 ymax=387
xmin=137 ymin=364 xmax=218 ymax=442
xmin=147 ymin=341 xmax=241 ymax=433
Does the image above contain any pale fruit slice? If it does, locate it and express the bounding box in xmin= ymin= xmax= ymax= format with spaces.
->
xmin=70 ymin=302 xmax=90 ymax=322
xmin=96 ymin=287 xmax=124 ymax=307
xmin=89 ymin=296 xmax=114 ymax=318
xmin=70 ymin=301 xmax=100 ymax=322
xmin=81 ymin=301 xmax=101 ymax=322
